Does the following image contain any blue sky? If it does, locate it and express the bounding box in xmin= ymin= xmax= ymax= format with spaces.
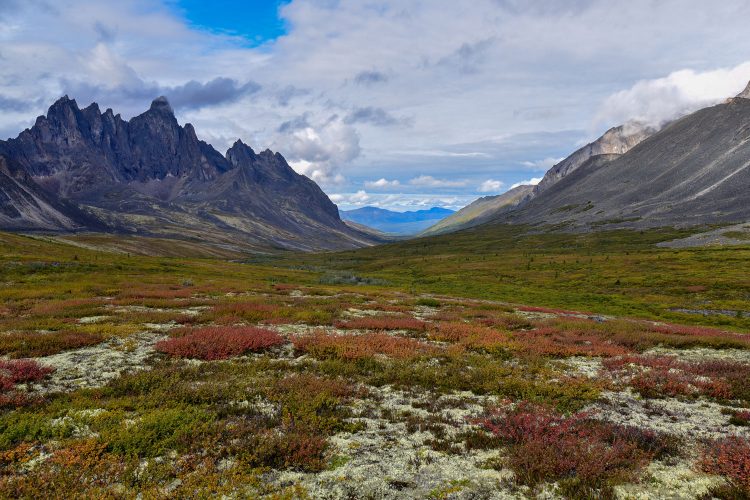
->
xmin=171 ymin=1 xmax=289 ymax=45
xmin=1 ymin=1 xmax=750 ymax=211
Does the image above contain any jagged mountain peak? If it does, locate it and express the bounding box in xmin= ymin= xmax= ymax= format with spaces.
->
xmin=0 ymin=95 xmax=377 ymax=251
xmin=737 ymin=80 xmax=750 ymax=99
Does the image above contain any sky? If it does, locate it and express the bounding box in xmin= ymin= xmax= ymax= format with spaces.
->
xmin=1 ymin=0 xmax=750 ymax=211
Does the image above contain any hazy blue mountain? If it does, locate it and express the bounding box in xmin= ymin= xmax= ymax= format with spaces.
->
xmin=341 ymin=206 xmax=455 ymax=235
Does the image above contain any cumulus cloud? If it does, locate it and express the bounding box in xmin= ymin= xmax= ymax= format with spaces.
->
xmin=330 ymin=192 xmax=476 ymax=211
xmin=271 ymin=115 xmax=361 ymax=186
xmin=409 ymin=175 xmax=469 ymax=188
xmin=329 ymin=190 xmax=371 ymax=206
xmin=478 ymin=179 xmax=504 ymax=192
xmin=511 ymin=177 xmax=542 ymax=189
xmin=594 ymin=63 xmax=750 ymax=128
xmin=365 ymin=178 xmax=401 ymax=189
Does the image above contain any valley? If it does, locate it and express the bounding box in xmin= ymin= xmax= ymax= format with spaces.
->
xmin=0 ymin=227 xmax=748 ymax=498
xmin=2 ymin=3 xmax=750 ymax=497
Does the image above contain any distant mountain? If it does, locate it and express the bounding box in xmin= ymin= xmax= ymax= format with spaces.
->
xmin=341 ymin=206 xmax=454 ymax=235
xmin=0 ymin=96 xmax=379 ymax=252
xmin=500 ymin=85 xmax=750 ymax=229
xmin=419 ymin=185 xmax=533 ymax=236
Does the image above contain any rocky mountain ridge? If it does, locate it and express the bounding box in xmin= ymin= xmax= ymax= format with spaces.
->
xmin=0 ymin=96 xmax=376 ymax=251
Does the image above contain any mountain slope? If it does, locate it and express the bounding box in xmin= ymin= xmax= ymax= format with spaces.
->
xmin=0 ymin=96 xmax=377 ymax=251
xmin=0 ymin=153 xmax=103 ymax=231
xmin=418 ymin=122 xmax=655 ymax=237
xmin=502 ymin=94 xmax=750 ymax=229
xmin=419 ymin=185 xmax=533 ymax=236
xmin=341 ymin=206 xmax=454 ymax=235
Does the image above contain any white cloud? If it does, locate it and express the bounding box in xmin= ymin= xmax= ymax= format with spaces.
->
xmin=594 ymin=63 xmax=750 ymax=129
xmin=409 ymin=175 xmax=468 ymax=188
xmin=273 ymin=116 xmax=360 ymax=186
xmin=510 ymin=177 xmax=542 ymax=189
xmin=330 ymin=190 xmax=371 ymax=207
xmin=521 ymin=157 xmax=563 ymax=171
xmin=330 ymin=192 xmax=476 ymax=211
xmin=364 ymin=178 xmax=401 ymax=189
xmin=478 ymin=179 xmax=504 ymax=192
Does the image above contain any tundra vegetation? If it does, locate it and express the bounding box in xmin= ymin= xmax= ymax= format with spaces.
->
xmin=0 ymin=227 xmax=749 ymax=498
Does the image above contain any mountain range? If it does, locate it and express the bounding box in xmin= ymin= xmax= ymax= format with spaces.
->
xmin=341 ymin=206 xmax=454 ymax=235
xmin=423 ymin=82 xmax=750 ymax=235
xmin=0 ymin=96 xmax=378 ymax=252
xmin=3 ymin=83 xmax=750 ymax=250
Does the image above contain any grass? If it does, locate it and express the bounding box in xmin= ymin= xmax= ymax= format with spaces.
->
xmin=0 ymin=228 xmax=748 ymax=496
xmin=280 ymin=224 xmax=750 ymax=331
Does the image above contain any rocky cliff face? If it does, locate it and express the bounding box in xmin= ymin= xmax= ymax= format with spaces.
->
xmin=531 ymin=123 xmax=656 ymax=197
xmin=738 ymin=81 xmax=750 ymax=99
xmin=0 ymin=96 xmax=376 ymax=251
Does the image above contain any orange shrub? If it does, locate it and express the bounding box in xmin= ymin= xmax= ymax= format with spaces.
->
xmin=334 ymin=316 xmax=427 ymax=331
xmin=118 ymin=286 xmax=195 ymax=300
xmin=293 ymin=331 xmax=438 ymax=360
xmin=428 ymin=322 xmax=511 ymax=352
xmin=210 ymin=302 xmax=288 ymax=323
xmin=700 ymin=437 xmax=750 ymax=494
xmin=510 ymin=327 xmax=630 ymax=358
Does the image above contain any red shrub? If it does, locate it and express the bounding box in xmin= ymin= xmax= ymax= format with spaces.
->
xmin=700 ymin=437 xmax=750 ymax=493
xmin=0 ymin=391 xmax=40 ymax=409
xmin=0 ymin=359 xmax=54 ymax=383
xmin=293 ymin=331 xmax=438 ymax=360
xmin=0 ymin=359 xmax=53 ymax=408
xmin=334 ymin=316 xmax=427 ymax=332
xmin=603 ymin=355 xmax=744 ymax=401
xmin=478 ymin=403 xmax=675 ymax=491
xmin=155 ymin=326 xmax=285 ymax=360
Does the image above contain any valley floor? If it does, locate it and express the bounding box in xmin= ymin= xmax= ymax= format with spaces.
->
xmin=0 ymin=230 xmax=749 ymax=498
